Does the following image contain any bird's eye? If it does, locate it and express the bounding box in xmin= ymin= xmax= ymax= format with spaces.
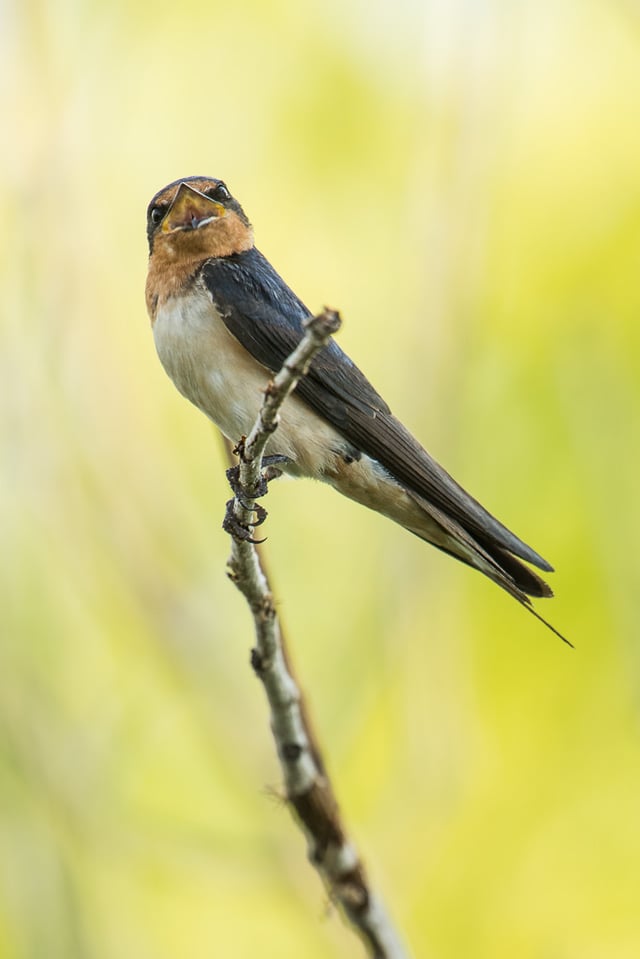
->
xmin=207 ymin=183 xmax=231 ymax=202
xmin=150 ymin=205 xmax=165 ymax=226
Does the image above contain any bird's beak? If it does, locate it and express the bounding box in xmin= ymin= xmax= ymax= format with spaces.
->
xmin=161 ymin=182 xmax=225 ymax=233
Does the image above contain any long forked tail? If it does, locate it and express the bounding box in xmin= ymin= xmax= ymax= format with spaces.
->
xmin=406 ymin=491 xmax=572 ymax=647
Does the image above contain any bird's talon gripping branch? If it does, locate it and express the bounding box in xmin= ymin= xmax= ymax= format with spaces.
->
xmin=252 ymin=504 xmax=268 ymax=527
xmin=226 ymin=470 xmax=266 ymax=505
xmin=226 ymin=455 xmax=288 ymax=503
xmin=259 ymin=454 xmax=289 ymax=487
xmin=225 ymin=464 xmax=242 ymax=496
xmin=222 ymin=498 xmax=267 ymax=544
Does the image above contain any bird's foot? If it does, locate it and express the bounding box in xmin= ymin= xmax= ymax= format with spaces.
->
xmin=260 ymin=453 xmax=290 ymax=485
xmin=225 ymin=454 xmax=290 ymax=500
xmin=223 ymin=454 xmax=290 ymax=544
xmin=222 ymin=498 xmax=267 ymax=545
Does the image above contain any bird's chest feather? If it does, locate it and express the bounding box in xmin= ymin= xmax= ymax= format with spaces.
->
xmin=152 ymin=288 xmax=270 ymax=441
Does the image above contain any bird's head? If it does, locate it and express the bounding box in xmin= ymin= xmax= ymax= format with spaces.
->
xmin=146 ymin=176 xmax=253 ymax=258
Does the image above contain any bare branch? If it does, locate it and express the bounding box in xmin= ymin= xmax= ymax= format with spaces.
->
xmin=223 ymin=310 xmax=411 ymax=959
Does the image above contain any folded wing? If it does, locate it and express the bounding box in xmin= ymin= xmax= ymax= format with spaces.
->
xmin=201 ymin=249 xmax=555 ymax=599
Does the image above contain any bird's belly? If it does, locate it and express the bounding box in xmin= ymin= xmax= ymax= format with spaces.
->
xmin=152 ymin=291 xmax=345 ymax=477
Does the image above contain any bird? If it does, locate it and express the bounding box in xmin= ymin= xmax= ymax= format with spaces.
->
xmin=145 ymin=176 xmax=568 ymax=644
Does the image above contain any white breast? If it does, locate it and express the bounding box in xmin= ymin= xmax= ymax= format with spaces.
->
xmin=152 ymin=287 xmax=344 ymax=478
xmin=153 ymin=288 xmax=272 ymax=442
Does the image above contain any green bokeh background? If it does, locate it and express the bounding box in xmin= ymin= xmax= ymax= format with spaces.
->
xmin=2 ymin=1 xmax=639 ymax=956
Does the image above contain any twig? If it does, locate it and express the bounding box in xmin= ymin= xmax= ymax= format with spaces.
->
xmin=223 ymin=309 xmax=411 ymax=959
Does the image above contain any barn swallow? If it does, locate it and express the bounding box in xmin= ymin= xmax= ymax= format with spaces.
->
xmin=146 ymin=176 xmax=567 ymax=643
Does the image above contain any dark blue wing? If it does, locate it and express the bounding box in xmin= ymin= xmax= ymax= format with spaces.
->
xmin=201 ymin=248 xmax=390 ymax=426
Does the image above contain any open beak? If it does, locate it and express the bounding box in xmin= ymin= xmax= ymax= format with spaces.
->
xmin=161 ymin=182 xmax=225 ymax=233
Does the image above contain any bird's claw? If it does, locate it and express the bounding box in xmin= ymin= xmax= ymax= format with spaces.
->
xmin=260 ymin=454 xmax=290 ymax=486
xmin=222 ymin=498 xmax=267 ymax=545
xmin=225 ymin=464 xmax=244 ymax=497
xmin=252 ymin=503 xmax=268 ymax=527
xmin=224 ymin=454 xmax=291 ymax=543
xmin=226 ymin=455 xmax=290 ymax=499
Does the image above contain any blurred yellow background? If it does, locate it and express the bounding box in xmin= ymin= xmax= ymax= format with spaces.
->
xmin=2 ymin=1 xmax=639 ymax=956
